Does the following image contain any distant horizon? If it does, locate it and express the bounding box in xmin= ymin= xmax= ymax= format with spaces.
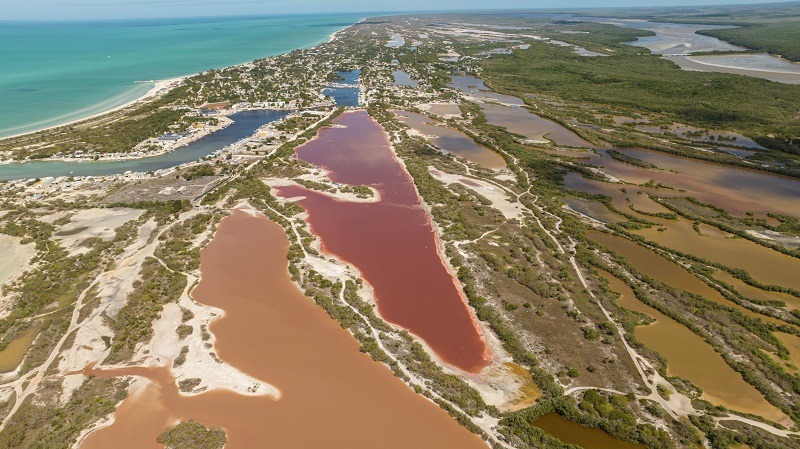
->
xmin=0 ymin=0 xmax=797 ymax=21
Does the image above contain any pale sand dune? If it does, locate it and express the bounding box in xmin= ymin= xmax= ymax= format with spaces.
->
xmin=0 ymin=235 xmax=35 ymax=296
xmin=429 ymin=167 xmax=524 ymax=220
xmin=49 ymin=208 xmax=144 ymax=256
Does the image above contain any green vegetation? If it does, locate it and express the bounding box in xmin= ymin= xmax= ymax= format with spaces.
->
xmin=156 ymin=420 xmax=226 ymax=449
xmin=107 ymin=258 xmax=187 ymax=363
xmin=155 ymin=213 xmax=214 ymax=272
xmin=606 ymin=149 xmax=658 ymax=169
xmin=0 ymin=377 xmax=127 ymax=449
xmin=481 ymin=23 xmax=800 ymax=155
xmin=698 ymin=23 xmax=800 ymax=62
xmin=181 ymin=165 xmax=217 ymax=181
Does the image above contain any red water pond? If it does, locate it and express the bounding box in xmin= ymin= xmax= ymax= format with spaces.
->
xmin=274 ymin=111 xmax=490 ymax=373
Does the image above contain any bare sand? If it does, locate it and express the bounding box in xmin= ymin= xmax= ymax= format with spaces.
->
xmin=0 ymin=235 xmax=35 ymax=292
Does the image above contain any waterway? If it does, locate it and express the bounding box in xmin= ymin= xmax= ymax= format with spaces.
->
xmin=80 ymin=210 xmax=488 ymax=449
xmin=0 ymin=109 xmax=290 ymax=181
xmin=513 ymin=14 xmax=800 ymax=83
xmin=323 ymin=70 xmax=361 ymax=107
xmin=274 ymin=111 xmax=490 ymax=372
xmin=713 ymin=271 xmax=800 ymax=312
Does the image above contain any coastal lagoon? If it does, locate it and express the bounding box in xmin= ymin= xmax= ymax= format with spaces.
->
xmin=449 ymin=75 xmax=525 ymax=106
xmin=515 ymin=14 xmax=800 ymax=83
xmin=586 ymin=231 xmax=788 ymax=327
xmin=0 ymin=109 xmax=290 ymax=181
xmin=565 ymin=146 xmax=800 ymax=219
xmin=81 ymin=210 xmax=487 ymax=449
xmin=0 ymin=14 xmax=361 ymax=138
xmin=275 ymin=111 xmax=491 ymax=372
xmin=393 ymin=70 xmax=418 ymax=87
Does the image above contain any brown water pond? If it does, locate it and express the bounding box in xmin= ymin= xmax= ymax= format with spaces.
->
xmin=563 ymin=173 xmax=673 ymax=216
xmin=598 ymin=269 xmax=788 ymax=424
xmin=0 ymin=328 xmax=38 ymax=373
xmin=714 ymin=271 xmax=800 ymax=312
xmin=81 ymin=210 xmax=489 ymax=449
xmin=614 ymin=148 xmax=800 ymax=218
xmin=394 ymin=110 xmax=506 ymax=169
xmin=563 ymin=147 xmax=800 ymax=219
xmin=633 ymin=218 xmax=800 ymax=292
xmin=275 ymin=111 xmax=490 ymax=373
xmin=775 ymin=332 xmax=800 ymax=373
xmin=532 ymin=412 xmax=645 ymax=449
xmin=586 ymin=230 xmax=787 ymax=327
xmin=480 ymin=103 xmax=594 ymax=148
xmin=424 ymin=102 xmax=463 ymax=118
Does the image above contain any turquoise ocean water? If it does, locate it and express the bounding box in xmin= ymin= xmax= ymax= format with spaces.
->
xmin=0 ymin=14 xmax=362 ymax=138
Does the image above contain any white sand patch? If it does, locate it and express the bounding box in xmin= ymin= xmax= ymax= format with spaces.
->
xmin=493 ymin=172 xmax=518 ymax=183
xmin=51 ymin=208 xmax=144 ymax=256
xmin=58 ymin=218 xmax=159 ymax=402
xmin=419 ymin=102 xmax=462 ymax=119
xmin=429 ymin=167 xmax=524 ymax=220
xmin=0 ymin=235 xmax=36 ymax=319
xmin=264 ymin=177 xmax=380 ymax=204
xmin=746 ymin=229 xmax=800 ymax=247
xmin=463 ymin=362 xmax=541 ymax=412
xmin=0 ymin=235 xmax=35 ymax=293
xmin=147 ymin=295 xmax=279 ymax=398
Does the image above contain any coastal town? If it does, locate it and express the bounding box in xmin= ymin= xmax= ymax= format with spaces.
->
xmin=0 ymin=5 xmax=799 ymax=449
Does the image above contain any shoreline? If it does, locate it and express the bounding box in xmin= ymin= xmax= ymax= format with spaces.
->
xmin=0 ymin=77 xmax=186 ymax=142
xmin=0 ymin=19 xmax=363 ymax=143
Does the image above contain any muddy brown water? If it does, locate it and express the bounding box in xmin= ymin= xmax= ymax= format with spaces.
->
xmin=480 ymin=103 xmax=594 ymax=148
xmin=0 ymin=328 xmax=38 ymax=373
xmin=714 ymin=271 xmax=800 ymax=311
xmin=775 ymin=332 xmax=800 ymax=373
xmin=532 ymin=412 xmax=645 ymax=449
xmin=274 ymin=111 xmax=490 ymax=373
xmin=597 ymin=269 xmax=789 ymax=424
xmin=394 ymin=110 xmax=506 ymax=169
xmin=563 ymin=146 xmax=800 ymax=219
xmin=634 ymin=217 xmax=800 ymax=293
xmin=563 ymin=172 xmax=672 ymax=216
xmin=612 ymin=148 xmax=800 ymax=218
xmin=586 ymin=230 xmax=788 ymax=327
xmin=80 ymin=211 xmax=489 ymax=449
